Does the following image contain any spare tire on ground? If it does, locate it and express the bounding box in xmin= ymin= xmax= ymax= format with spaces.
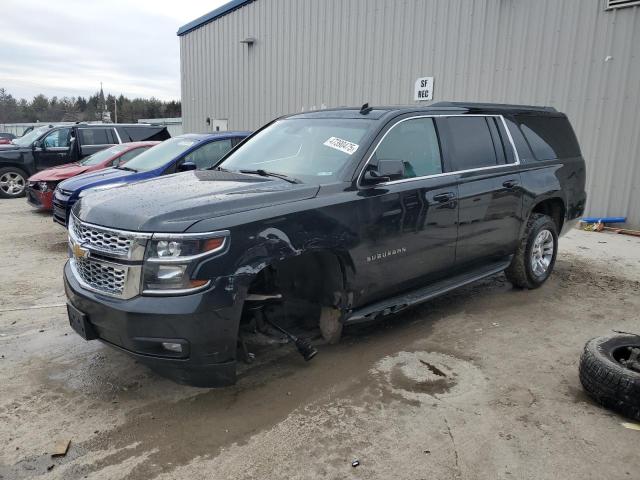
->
xmin=579 ymin=334 xmax=640 ymax=421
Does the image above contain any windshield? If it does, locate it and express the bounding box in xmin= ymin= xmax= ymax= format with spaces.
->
xmin=79 ymin=145 xmax=128 ymax=166
xmin=219 ymin=118 xmax=373 ymax=183
xmin=119 ymin=137 xmax=198 ymax=172
xmin=11 ymin=126 xmax=51 ymax=147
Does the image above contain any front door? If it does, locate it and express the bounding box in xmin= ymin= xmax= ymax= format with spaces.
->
xmin=352 ymin=116 xmax=459 ymax=306
xmin=34 ymin=127 xmax=72 ymax=170
xmin=437 ymin=115 xmax=523 ymax=266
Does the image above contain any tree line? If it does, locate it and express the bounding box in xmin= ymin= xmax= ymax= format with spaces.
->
xmin=0 ymin=88 xmax=181 ymax=124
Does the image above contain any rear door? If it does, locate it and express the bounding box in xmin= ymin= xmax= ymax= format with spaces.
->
xmin=352 ymin=116 xmax=459 ymax=304
xmin=437 ymin=115 xmax=522 ymax=267
xmin=77 ymin=127 xmax=118 ymax=158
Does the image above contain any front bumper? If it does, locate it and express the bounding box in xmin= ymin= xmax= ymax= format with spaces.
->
xmin=26 ymin=187 xmax=53 ymax=210
xmin=64 ymin=261 xmax=244 ymax=387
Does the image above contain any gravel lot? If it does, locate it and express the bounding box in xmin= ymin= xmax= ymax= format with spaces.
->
xmin=1 ymin=197 xmax=639 ymax=480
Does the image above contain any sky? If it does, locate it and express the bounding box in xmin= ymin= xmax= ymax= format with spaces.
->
xmin=0 ymin=0 xmax=228 ymax=101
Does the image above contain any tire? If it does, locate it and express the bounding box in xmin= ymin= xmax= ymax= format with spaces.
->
xmin=579 ymin=334 xmax=640 ymax=421
xmin=0 ymin=166 xmax=28 ymax=199
xmin=505 ymin=213 xmax=558 ymax=289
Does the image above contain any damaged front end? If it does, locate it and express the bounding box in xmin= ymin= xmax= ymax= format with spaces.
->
xmin=64 ymin=213 xmax=352 ymax=387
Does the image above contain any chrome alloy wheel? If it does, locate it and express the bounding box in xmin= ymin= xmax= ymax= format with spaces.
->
xmin=531 ymin=229 xmax=554 ymax=277
xmin=0 ymin=171 xmax=26 ymax=196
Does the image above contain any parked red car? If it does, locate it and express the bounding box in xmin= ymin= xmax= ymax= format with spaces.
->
xmin=26 ymin=141 xmax=159 ymax=210
xmin=0 ymin=133 xmax=16 ymax=144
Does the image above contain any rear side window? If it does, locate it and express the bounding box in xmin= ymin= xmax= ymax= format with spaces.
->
xmin=79 ymin=128 xmax=114 ymax=146
xmin=374 ymin=117 xmax=442 ymax=178
xmin=516 ymin=116 xmax=581 ymax=160
xmin=121 ymin=127 xmax=170 ymax=142
xmin=442 ymin=117 xmax=498 ymax=170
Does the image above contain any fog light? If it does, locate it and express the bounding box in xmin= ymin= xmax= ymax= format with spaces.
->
xmin=161 ymin=342 xmax=183 ymax=353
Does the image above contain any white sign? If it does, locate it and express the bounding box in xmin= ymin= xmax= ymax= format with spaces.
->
xmin=414 ymin=76 xmax=434 ymax=101
xmin=323 ymin=137 xmax=359 ymax=155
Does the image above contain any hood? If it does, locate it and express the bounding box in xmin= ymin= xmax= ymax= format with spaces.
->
xmin=75 ymin=170 xmax=320 ymax=232
xmin=29 ymin=163 xmax=93 ymax=182
xmin=0 ymin=146 xmax=25 ymax=160
xmin=58 ymin=167 xmax=137 ymax=193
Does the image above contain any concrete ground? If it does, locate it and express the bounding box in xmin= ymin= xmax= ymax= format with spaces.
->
xmin=1 ymin=197 xmax=639 ymax=480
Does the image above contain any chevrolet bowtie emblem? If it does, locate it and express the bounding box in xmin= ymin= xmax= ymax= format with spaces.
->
xmin=72 ymin=242 xmax=90 ymax=259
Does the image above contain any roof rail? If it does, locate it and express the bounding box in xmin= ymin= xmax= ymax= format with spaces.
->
xmin=430 ymin=101 xmax=557 ymax=112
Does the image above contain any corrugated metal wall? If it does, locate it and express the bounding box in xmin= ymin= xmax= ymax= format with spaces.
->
xmin=180 ymin=0 xmax=640 ymax=224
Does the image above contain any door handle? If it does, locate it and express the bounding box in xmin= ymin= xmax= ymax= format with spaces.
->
xmin=433 ymin=192 xmax=456 ymax=203
xmin=502 ymin=179 xmax=519 ymax=189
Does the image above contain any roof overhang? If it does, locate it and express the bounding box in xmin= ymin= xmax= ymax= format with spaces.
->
xmin=177 ymin=0 xmax=256 ymax=36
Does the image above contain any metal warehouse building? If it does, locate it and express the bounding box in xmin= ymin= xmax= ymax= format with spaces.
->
xmin=178 ymin=0 xmax=640 ymax=225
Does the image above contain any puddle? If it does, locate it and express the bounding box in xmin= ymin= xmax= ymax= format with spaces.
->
xmin=372 ymin=351 xmax=485 ymax=403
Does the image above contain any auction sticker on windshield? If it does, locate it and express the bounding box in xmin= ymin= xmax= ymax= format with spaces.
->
xmin=323 ymin=137 xmax=359 ymax=155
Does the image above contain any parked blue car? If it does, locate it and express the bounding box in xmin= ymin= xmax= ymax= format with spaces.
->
xmin=53 ymin=132 xmax=250 ymax=226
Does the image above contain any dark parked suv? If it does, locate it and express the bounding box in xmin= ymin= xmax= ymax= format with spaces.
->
xmin=0 ymin=123 xmax=170 ymax=198
xmin=64 ymin=102 xmax=586 ymax=387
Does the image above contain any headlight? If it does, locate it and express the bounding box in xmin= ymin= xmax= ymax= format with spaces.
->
xmin=142 ymin=232 xmax=228 ymax=293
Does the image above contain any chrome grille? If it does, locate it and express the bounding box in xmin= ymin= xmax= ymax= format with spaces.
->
xmin=73 ymin=257 xmax=127 ymax=296
xmin=71 ymin=216 xmax=133 ymax=256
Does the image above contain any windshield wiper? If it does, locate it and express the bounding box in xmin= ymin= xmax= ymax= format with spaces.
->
xmin=117 ymin=166 xmax=138 ymax=172
xmin=239 ymin=169 xmax=302 ymax=184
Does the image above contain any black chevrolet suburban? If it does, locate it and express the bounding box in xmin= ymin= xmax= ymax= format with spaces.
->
xmin=0 ymin=123 xmax=170 ymax=198
xmin=64 ymin=103 xmax=586 ymax=387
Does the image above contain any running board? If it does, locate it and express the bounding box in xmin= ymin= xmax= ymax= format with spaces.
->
xmin=344 ymin=259 xmax=511 ymax=325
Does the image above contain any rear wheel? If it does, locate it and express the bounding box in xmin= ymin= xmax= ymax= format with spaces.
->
xmin=0 ymin=167 xmax=28 ymax=198
xmin=505 ymin=213 xmax=558 ymax=289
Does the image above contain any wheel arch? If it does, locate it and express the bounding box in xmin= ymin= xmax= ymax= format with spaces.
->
xmin=525 ymin=196 xmax=566 ymax=233
xmin=243 ymin=248 xmax=354 ymax=311
xmin=0 ymin=162 xmax=31 ymax=177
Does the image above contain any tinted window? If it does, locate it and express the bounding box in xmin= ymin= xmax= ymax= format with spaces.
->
xmin=122 ymin=127 xmax=170 ymax=142
xmin=374 ymin=118 xmax=442 ymax=178
xmin=516 ymin=116 xmax=581 ymax=160
xmin=184 ymin=139 xmax=233 ymax=169
xmin=503 ymin=117 xmax=534 ymax=161
xmin=444 ymin=117 xmax=498 ymax=170
xmin=79 ymin=128 xmax=113 ymax=146
xmin=42 ymin=128 xmax=71 ymax=148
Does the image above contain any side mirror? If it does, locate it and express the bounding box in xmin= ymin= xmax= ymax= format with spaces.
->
xmin=178 ymin=161 xmax=197 ymax=172
xmin=362 ymin=159 xmax=405 ymax=184
xmin=33 ymin=140 xmax=43 ymax=150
